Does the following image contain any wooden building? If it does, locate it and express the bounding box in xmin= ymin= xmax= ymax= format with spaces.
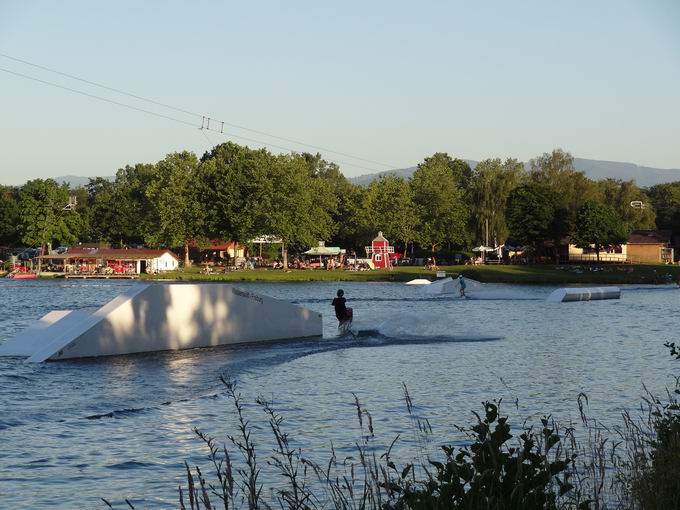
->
xmin=626 ymin=230 xmax=674 ymax=264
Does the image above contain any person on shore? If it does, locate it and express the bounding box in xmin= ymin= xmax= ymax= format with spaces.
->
xmin=458 ymin=275 xmax=466 ymax=297
xmin=332 ymin=289 xmax=352 ymax=326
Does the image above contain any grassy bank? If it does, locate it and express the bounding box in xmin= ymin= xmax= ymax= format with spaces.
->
xmin=138 ymin=264 xmax=680 ymax=285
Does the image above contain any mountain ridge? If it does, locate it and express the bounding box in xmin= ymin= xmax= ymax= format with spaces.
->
xmin=349 ymin=157 xmax=680 ymax=188
xmin=36 ymin=158 xmax=680 ymax=189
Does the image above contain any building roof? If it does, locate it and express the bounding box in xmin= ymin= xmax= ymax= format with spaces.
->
xmin=303 ymin=246 xmax=341 ymax=256
xmin=41 ymin=248 xmax=179 ymax=261
xmin=372 ymin=231 xmax=388 ymax=243
xmin=205 ymin=241 xmax=244 ymax=251
xmin=189 ymin=240 xmax=244 ymax=251
xmin=627 ymin=230 xmax=672 ymax=245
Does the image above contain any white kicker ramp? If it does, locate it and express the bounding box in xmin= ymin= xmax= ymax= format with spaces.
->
xmin=423 ymin=277 xmax=460 ymax=295
xmin=546 ymin=287 xmax=621 ymax=303
xmin=0 ymin=283 xmax=322 ymax=362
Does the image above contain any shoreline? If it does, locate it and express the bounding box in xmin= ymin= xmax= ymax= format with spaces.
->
xmin=121 ymin=264 xmax=680 ymax=285
xmin=19 ymin=264 xmax=680 ymax=285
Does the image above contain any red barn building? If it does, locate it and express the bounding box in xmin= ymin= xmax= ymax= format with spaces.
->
xmin=365 ymin=231 xmax=394 ymax=269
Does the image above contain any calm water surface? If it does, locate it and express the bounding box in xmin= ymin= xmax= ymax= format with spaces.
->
xmin=0 ymin=279 xmax=677 ymax=508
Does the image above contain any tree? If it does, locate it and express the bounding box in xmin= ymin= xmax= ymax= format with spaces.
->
xmin=0 ymin=186 xmax=20 ymax=245
xmin=87 ymin=177 xmax=125 ymax=245
xmin=362 ymin=175 xmax=418 ymax=255
xmin=146 ymin=151 xmax=206 ymax=267
xmin=411 ymin=153 xmax=469 ymax=253
xmin=468 ymin=158 xmax=525 ymax=246
xmin=69 ymin=186 xmax=91 ymax=242
xmin=259 ymin=153 xmax=335 ymax=268
xmin=506 ymin=183 xmax=561 ymax=255
xmin=302 ymin=153 xmax=364 ymax=250
xmin=18 ymin=179 xmax=81 ymax=252
xmin=112 ymin=163 xmax=157 ymax=245
xmin=648 ymin=181 xmax=680 ymax=235
xmin=596 ymin=179 xmax=656 ymax=231
xmin=199 ymin=142 xmax=274 ymax=248
xmin=529 ymin=149 xmax=599 ymax=216
xmin=571 ymin=201 xmax=628 ymax=264
xmin=450 ymin=157 xmax=474 ymax=192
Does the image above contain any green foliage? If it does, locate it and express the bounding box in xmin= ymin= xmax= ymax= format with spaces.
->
xmin=619 ymin=367 xmax=680 ymax=510
xmin=146 ymin=151 xmax=206 ymax=265
xmin=648 ymin=181 xmax=680 ymax=234
xmin=199 ymin=142 xmax=272 ymax=245
xmin=18 ymin=179 xmax=81 ymax=249
xmin=172 ymin=383 xmax=581 ymax=510
xmin=363 ymin=175 xmax=418 ymax=253
xmin=387 ymin=402 xmax=574 ymax=510
xmin=506 ymin=183 xmax=561 ymax=250
xmin=199 ymin=144 xmax=336 ymax=267
xmin=87 ymin=178 xmax=123 ymax=245
xmin=529 ymin=149 xmax=599 ymax=219
xmin=0 ymin=185 xmax=20 ymax=245
xmin=261 ymin=153 xmax=336 ymax=264
xmin=98 ymin=163 xmax=156 ymax=245
xmin=596 ymin=179 xmax=656 ymax=231
xmin=411 ymin=153 xmax=469 ymax=252
xmin=571 ymin=201 xmax=627 ymax=262
xmin=469 ymin=158 xmax=525 ymax=245
xmin=303 ymin=153 xmax=366 ymax=250
xmin=10 ymin=145 xmax=680 ymax=262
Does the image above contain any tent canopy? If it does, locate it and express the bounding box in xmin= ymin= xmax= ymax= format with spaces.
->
xmin=303 ymin=246 xmax=341 ymax=256
xmin=472 ymin=245 xmax=496 ymax=253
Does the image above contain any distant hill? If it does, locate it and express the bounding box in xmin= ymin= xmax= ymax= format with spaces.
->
xmin=33 ymin=158 xmax=680 ymax=189
xmin=350 ymin=158 xmax=680 ymax=188
xmin=55 ymin=175 xmax=114 ymax=188
xmin=571 ymin=158 xmax=680 ymax=187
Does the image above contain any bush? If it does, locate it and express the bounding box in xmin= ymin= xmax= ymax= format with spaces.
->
xmin=173 ymin=380 xmax=579 ymax=510
xmin=385 ymin=401 xmax=576 ymax=510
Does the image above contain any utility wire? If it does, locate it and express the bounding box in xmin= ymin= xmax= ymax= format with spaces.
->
xmin=0 ymin=52 xmax=399 ymax=169
xmin=0 ymin=52 xmax=200 ymax=118
xmin=0 ymin=66 xmax=395 ymax=173
xmin=0 ymin=66 xmax=197 ymax=128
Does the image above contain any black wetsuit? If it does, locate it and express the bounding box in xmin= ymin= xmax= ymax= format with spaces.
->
xmin=332 ymin=296 xmax=348 ymax=322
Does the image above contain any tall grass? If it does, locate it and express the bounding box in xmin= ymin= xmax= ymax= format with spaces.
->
xmin=104 ymin=346 xmax=679 ymax=509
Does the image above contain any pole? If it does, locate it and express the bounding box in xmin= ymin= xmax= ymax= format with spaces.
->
xmin=484 ymin=218 xmax=489 ymax=264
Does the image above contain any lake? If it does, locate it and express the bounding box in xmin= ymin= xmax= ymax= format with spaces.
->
xmin=0 ymin=279 xmax=677 ymax=508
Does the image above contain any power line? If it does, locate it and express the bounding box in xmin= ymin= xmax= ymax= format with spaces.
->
xmin=0 ymin=66 xmax=396 ymax=174
xmin=0 ymin=52 xmax=399 ymax=169
xmin=0 ymin=52 xmax=200 ymax=118
xmin=0 ymin=66 xmax=197 ymax=128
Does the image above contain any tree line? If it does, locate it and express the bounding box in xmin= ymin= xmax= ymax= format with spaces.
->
xmin=1 ymin=144 xmax=679 ymax=267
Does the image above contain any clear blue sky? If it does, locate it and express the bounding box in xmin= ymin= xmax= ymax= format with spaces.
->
xmin=1 ymin=0 xmax=679 ymax=185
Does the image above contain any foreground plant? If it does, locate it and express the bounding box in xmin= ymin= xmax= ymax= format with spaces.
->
xmin=175 ymin=379 xmax=580 ymax=510
xmin=104 ymin=343 xmax=680 ymax=510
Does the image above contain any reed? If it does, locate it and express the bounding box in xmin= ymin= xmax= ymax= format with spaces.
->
xmin=104 ymin=344 xmax=679 ymax=509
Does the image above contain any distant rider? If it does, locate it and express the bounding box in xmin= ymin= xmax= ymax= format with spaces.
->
xmin=458 ymin=275 xmax=466 ymax=297
xmin=332 ymin=289 xmax=352 ymax=325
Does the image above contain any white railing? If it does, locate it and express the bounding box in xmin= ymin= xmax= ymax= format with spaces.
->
xmin=365 ymin=246 xmax=395 ymax=255
xmin=568 ymin=253 xmax=627 ymax=263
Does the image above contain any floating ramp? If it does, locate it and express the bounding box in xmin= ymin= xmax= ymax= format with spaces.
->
xmin=0 ymin=283 xmax=322 ymax=362
xmin=546 ymin=287 xmax=621 ymax=303
xmin=423 ymin=276 xmax=459 ymax=295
